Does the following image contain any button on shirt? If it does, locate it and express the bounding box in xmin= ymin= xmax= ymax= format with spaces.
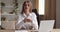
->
xmin=16 ymin=12 xmax=38 ymax=30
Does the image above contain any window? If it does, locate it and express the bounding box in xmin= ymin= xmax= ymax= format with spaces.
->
xmin=39 ymin=0 xmax=45 ymax=15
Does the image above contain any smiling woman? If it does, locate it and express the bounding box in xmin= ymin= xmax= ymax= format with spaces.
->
xmin=15 ymin=0 xmax=38 ymax=30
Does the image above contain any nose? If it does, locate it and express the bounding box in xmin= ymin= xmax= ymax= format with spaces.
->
xmin=25 ymin=5 xmax=28 ymax=9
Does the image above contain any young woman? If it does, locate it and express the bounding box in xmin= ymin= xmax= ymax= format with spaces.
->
xmin=16 ymin=0 xmax=38 ymax=30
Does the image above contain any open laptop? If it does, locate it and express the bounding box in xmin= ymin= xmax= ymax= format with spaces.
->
xmin=39 ymin=20 xmax=55 ymax=32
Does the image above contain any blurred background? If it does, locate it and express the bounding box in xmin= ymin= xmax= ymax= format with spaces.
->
xmin=0 ymin=0 xmax=60 ymax=30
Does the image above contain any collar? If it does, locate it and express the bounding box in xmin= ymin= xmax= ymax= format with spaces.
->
xmin=23 ymin=13 xmax=32 ymax=17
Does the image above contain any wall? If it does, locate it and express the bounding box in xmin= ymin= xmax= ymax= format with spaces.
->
xmin=56 ymin=0 xmax=60 ymax=28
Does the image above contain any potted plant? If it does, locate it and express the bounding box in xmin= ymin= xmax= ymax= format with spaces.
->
xmin=1 ymin=2 xmax=5 ymax=6
xmin=1 ymin=2 xmax=5 ymax=13
xmin=13 ymin=0 xmax=18 ymax=15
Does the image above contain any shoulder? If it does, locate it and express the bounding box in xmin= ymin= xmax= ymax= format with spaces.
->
xmin=31 ymin=12 xmax=37 ymax=17
xmin=17 ymin=13 xmax=23 ymax=17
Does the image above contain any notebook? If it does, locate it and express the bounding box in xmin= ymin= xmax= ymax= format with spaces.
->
xmin=39 ymin=20 xmax=55 ymax=32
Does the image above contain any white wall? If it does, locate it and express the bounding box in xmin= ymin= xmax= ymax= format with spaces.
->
xmin=56 ymin=0 xmax=60 ymax=28
xmin=1 ymin=0 xmax=14 ymax=13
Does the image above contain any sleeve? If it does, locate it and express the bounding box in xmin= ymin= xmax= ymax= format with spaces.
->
xmin=16 ymin=14 xmax=26 ymax=29
xmin=16 ymin=14 xmax=24 ymax=26
xmin=32 ymin=13 xmax=38 ymax=30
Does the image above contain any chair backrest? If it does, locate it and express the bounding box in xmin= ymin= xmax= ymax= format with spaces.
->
xmin=39 ymin=20 xmax=55 ymax=32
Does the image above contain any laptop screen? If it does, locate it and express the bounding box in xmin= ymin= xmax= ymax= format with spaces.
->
xmin=39 ymin=20 xmax=55 ymax=32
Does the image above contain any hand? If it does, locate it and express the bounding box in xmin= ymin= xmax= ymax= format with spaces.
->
xmin=24 ymin=18 xmax=32 ymax=23
xmin=29 ymin=26 xmax=33 ymax=30
xmin=20 ymin=27 xmax=26 ymax=30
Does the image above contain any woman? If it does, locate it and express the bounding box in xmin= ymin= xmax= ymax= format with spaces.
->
xmin=16 ymin=0 xmax=38 ymax=30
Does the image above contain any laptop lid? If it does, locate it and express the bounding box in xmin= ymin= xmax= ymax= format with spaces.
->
xmin=39 ymin=20 xmax=55 ymax=32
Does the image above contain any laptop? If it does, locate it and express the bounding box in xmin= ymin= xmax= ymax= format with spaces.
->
xmin=39 ymin=20 xmax=55 ymax=32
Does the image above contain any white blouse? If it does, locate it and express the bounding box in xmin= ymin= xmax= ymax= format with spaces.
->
xmin=16 ymin=12 xmax=38 ymax=30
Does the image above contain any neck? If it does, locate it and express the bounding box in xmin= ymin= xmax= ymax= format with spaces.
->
xmin=25 ymin=12 xmax=30 ymax=16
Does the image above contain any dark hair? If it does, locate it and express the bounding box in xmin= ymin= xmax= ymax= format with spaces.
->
xmin=21 ymin=0 xmax=32 ymax=14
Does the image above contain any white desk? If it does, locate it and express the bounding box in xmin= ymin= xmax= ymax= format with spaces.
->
xmin=15 ymin=29 xmax=60 ymax=32
xmin=52 ymin=29 xmax=60 ymax=32
xmin=0 ymin=29 xmax=60 ymax=32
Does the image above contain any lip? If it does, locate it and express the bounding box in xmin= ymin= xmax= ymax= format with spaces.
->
xmin=25 ymin=7 xmax=28 ymax=9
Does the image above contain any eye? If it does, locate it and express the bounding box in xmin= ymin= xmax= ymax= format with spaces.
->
xmin=28 ymin=4 xmax=30 ymax=6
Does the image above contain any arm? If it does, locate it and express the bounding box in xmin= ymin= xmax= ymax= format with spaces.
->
xmin=32 ymin=13 xmax=38 ymax=30
xmin=16 ymin=14 xmax=32 ymax=29
xmin=16 ymin=14 xmax=25 ymax=29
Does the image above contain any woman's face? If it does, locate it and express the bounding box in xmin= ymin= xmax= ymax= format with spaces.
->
xmin=24 ymin=2 xmax=31 ymax=13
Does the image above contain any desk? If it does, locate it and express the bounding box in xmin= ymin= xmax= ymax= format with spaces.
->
xmin=52 ymin=29 xmax=60 ymax=32
xmin=15 ymin=29 xmax=60 ymax=32
xmin=0 ymin=30 xmax=15 ymax=32
xmin=0 ymin=29 xmax=60 ymax=32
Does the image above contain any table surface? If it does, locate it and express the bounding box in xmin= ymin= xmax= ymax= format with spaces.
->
xmin=52 ymin=29 xmax=60 ymax=32
xmin=0 ymin=29 xmax=60 ymax=32
xmin=15 ymin=29 xmax=60 ymax=32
